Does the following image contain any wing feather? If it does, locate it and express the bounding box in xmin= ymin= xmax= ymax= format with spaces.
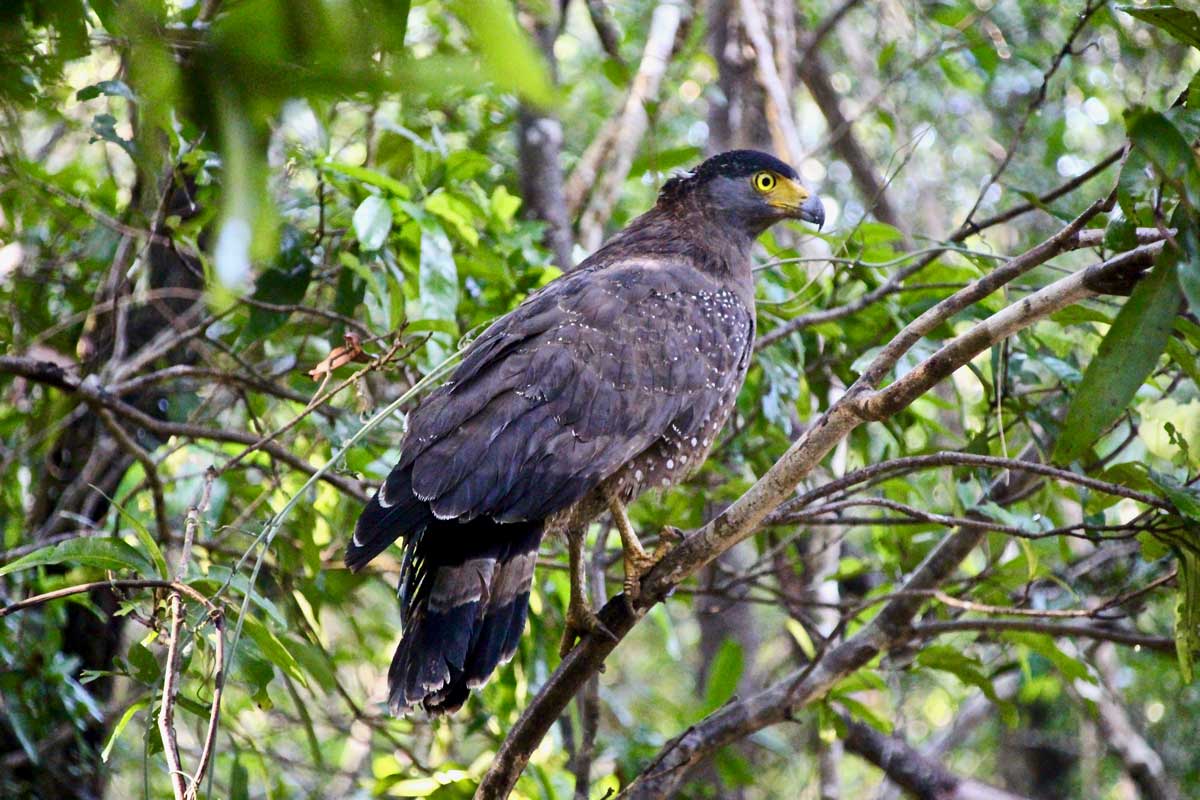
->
xmin=351 ymin=259 xmax=754 ymax=565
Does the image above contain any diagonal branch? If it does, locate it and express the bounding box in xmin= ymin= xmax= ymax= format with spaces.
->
xmin=798 ymin=49 xmax=904 ymax=231
xmin=573 ymin=1 xmax=687 ymax=249
xmin=842 ymin=714 xmax=1032 ymax=800
xmin=0 ymin=356 xmax=368 ymax=501
xmin=738 ymin=0 xmax=803 ymax=164
xmin=754 ymin=148 xmax=1124 ymax=349
xmin=474 ymin=183 xmax=1157 ymax=797
xmin=617 ymin=447 xmax=1044 ymax=798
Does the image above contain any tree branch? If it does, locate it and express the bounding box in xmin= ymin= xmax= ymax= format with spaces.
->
xmin=0 ymin=577 xmax=226 ymax=799
xmin=738 ymin=0 xmax=803 ymax=164
xmin=574 ymin=1 xmax=687 ymax=250
xmin=159 ymin=591 xmax=187 ymax=800
xmin=913 ymin=619 xmax=1175 ymax=654
xmin=474 ymin=187 xmax=1146 ymax=796
xmin=755 ymin=150 xmax=1125 ymax=349
xmin=798 ymin=49 xmax=904 ymax=231
xmin=1086 ymin=643 xmax=1180 ymax=800
xmin=843 ymin=715 xmax=1031 ymax=800
xmin=0 ymin=356 xmax=368 ymax=501
xmin=617 ymin=448 xmax=1044 ymax=798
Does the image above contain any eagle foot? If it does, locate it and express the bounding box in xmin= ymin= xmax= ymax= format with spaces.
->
xmin=559 ymin=599 xmax=616 ymax=657
xmin=622 ymin=526 xmax=684 ymax=609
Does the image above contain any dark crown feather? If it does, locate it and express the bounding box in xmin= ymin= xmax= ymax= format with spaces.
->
xmin=658 ymin=149 xmax=799 ymax=205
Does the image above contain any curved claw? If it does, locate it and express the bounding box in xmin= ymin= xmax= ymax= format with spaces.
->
xmin=657 ymin=525 xmax=685 ymax=550
xmin=559 ymin=602 xmax=616 ymax=657
xmin=623 ymin=527 xmax=684 ymax=607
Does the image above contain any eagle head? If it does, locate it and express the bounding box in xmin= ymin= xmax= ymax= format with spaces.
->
xmin=658 ymin=149 xmax=825 ymax=235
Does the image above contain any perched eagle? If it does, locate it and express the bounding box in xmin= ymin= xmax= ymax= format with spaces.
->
xmin=347 ymin=150 xmax=824 ymax=714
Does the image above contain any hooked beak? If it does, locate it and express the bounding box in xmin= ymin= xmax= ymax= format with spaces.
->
xmin=767 ymin=177 xmax=826 ymax=230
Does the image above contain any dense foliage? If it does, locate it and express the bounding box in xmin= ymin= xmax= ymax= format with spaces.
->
xmin=3 ymin=1 xmax=1200 ymax=798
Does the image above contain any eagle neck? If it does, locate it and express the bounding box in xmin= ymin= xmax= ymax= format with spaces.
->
xmin=587 ymin=204 xmax=756 ymax=294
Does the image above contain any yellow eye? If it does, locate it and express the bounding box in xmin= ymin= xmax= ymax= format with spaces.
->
xmin=753 ymin=171 xmax=776 ymax=192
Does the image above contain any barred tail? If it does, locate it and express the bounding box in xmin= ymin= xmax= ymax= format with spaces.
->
xmin=387 ymin=519 xmax=543 ymax=715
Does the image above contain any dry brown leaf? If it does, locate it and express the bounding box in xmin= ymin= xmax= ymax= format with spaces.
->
xmin=308 ymin=333 xmax=369 ymax=379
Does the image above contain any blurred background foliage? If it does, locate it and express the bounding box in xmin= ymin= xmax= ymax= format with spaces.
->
xmin=2 ymin=0 xmax=1200 ymax=798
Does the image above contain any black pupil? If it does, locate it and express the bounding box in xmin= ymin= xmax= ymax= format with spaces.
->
xmin=760 ymin=174 xmax=772 ymax=188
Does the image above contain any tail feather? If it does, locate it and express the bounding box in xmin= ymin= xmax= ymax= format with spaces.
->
xmin=347 ymin=466 xmax=434 ymax=572
xmin=463 ymin=546 xmax=538 ymax=688
xmin=386 ymin=519 xmax=543 ymax=715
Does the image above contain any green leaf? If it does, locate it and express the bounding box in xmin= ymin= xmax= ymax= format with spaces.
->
xmin=404 ymin=318 xmax=459 ymax=337
xmin=630 ymin=145 xmax=704 ymax=177
xmin=241 ymin=226 xmax=313 ymax=343
xmin=1140 ymin=530 xmax=1172 ymax=561
xmin=1176 ymin=208 xmax=1200 ymax=311
xmin=190 ymin=566 xmax=287 ymax=627
xmin=352 ymin=195 xmax=393 ymax=251
xmin=489 ymin=185 xmax=522 ymax=227
xmin=1120 ymin=4 xmax=1200 ymax=49
xmin=451 ymin=0 xmax=553 ymax=107
xmin=101 ymin=698 xmax=148 ymax=763
xmin=1167 ymin=337 xmax=1200 ymax=388
xmin=1150 ymin=508 xmax=1200 ymax=682
xmin=1125 ymin=108 xmax=1200 ymax=208
xmin=702 ymin=639 xmax=745 ymax=714
xmin=0 ymin=536 xmax=153 ymax=577
xmin=1118 ymin=146 xmax=1154 ymax=222
xmin=1104 ymin=214 xmax=1138 ymax=251
xmin=108 ymin=495 xmax=169 ymax=580
xmin=425 ymin=191 xmax=479 ymax=246
xmin=230 ymin=753 xmax=250 ymax=800
xmin=89 ymin=113 xmax=137 ymax=160
xmin=444 ymin=150 xmax=492 ymax=181
xmin=76 ymin=79 xmax=135 ymax=102
xmin=836 ymin=696 xmax=892 ymax=734
xmin=418 ymin=221 xmax=459 ymax=332
xmin=125 ymin=642 xmax=161 ymax=685
xmin=1054 ymin=229 xmax=1184 ymax=463
xmin=332 ymin=264 xmax=366 ymax=337
xmin=785 ymin=618 xmax=816 ymax=660
xmin=1050 ymin=305 xmax=1113 ymax=326
xmin=322 ymin=161 xmax=410 ymax=198
xmin=1005 ymin=632 xmax=1094 ymax=683
xmin=5 ymin=702 xmax=39 ymax=764
xmin=917 ymin=646 xmax=1002 ymax=702
xmin=1149 ymin=470 xmax=1200 ymax=521
xmin=241 ymin=615 xmax=308 ymax=688
xmin=1175 ymin=548 xmax=1200 ymax=681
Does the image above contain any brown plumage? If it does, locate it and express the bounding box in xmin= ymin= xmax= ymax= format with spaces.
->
xmin=347 ymin=150 xmax=823 ymax=715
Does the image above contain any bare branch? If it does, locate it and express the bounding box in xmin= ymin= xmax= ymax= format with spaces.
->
xmin=616 ymin=449 xmax=1044 ymax=798
xmin=475 ymin=189 xmax=1153 ymax=796
xmin=0 ymin=356 xmax=368 ymax=501
xmin=843 ymin=715 xmax=1031 ymax=800
xmin=798 ymin=50 xmax=904 ymax=231
xmin=794 ymin=0 xmax=862 ymax=78
xmin=755 ymin=151 xmax=1126 ymax=349
xmin=779 ymin=450 xmax=1169 ymax=517
xmin=0 ymin=578 xmax=226 ymax=800
xmin=961 ymin=0 xmax=1106 ymax=227
xmin=575 ymin=2 xmax=687 ymax=250
xmin=738 ymin=0 xmax=803 ymax=164
xmin=159 ymin=591 xmax=187 ymax=800
xmin=913 ymin=619 xmax=1175 ymax=654
xmin=1086 ymin=643 xmax=1181 ymax=800
xmin=584 ymin=0 xmax=624 ymax=64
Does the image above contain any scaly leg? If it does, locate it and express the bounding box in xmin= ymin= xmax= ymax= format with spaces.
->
xmin=608 ymin=494 xmax=683 ymax=606
xmin=559 ymin=525 xmax=615 ymax=657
